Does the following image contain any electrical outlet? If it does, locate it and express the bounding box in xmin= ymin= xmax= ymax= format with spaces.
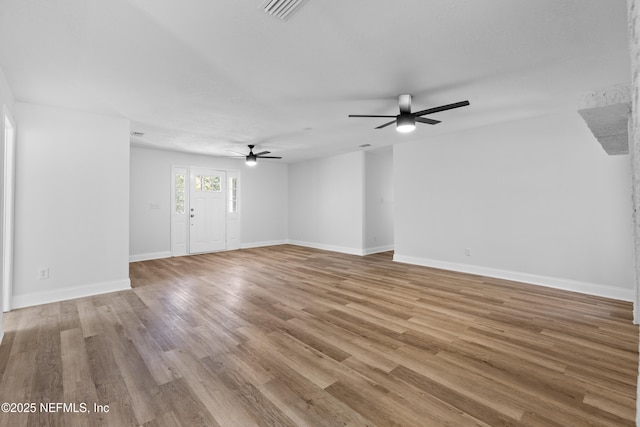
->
xmin=38 ymin=268 xmax=49 ymax=279
xmin=464 ymin=248 xmax=471 ymax=257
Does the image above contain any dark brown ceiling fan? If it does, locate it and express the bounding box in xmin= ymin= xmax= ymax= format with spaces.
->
xmin=348 ymin=94 xmax=470 ymax=133
xmin=228 ymin=145 xmax=282 ymax=166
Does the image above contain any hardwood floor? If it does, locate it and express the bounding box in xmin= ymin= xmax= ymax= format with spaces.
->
xmin=0 ymin=245 xmax=637 ymax=426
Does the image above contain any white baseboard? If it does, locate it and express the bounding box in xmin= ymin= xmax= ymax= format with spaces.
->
xmin=130 ymin=244 xmax=292 ymax=260
xmin=393 ymin=254 xmax=634 ymax=302
xmin=11 ymin=278 xmax=132 ymax=309
xmin=363 ymin=244 xmax=394 ymax=255
xmin=241 ymin=240 xmax=288 ymax=249
xmin=288 ymin=240 xmax=365 ymax=256
xmin=243 ymin=240 xmax=385 ymax=257
xmin=129 ymin=251 xmax=172 ymax=262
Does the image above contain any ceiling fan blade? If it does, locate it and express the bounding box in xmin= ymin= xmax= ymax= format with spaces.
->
xmin=415 ymin=117 xmax=441 ymax=125
xmin=255 ymin=151 xmax=270 ymax=156
xmin=413 ymin=100 xmax=470 ymax=117
xmin=375 ymin=119 xmax=397 ymax=129
xmin=398 ymin=94 xmax=412 ymax=114
xmin=349 ymin=114 xmax=397 ymax=118
xmin=256 ymin=156 xmax=282 ymax=159
xmin=226 ymin=150 xmax=247 ymax=156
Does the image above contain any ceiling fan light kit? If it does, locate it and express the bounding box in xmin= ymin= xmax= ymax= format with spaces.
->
xmin=396 ymin=114 xmax=416 ymax=133
xmin=246 ymin=154 xmax=257 ymax=166
xmin=348 ymin=94 xmax=469 ymax=133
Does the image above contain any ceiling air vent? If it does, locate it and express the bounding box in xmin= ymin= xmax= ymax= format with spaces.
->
xmin=260 ymin=0 xmax=307 ymax=21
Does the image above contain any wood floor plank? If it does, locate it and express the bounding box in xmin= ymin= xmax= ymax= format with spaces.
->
xmin=7 ymin=306 xmax=41 ymax=357
xmin=60 ymin=328 xmax=94 ymax=395
xmin=390 ymin=364 xmax=522 ymax=426
xmin=163 ymin=349 xmax=259 ymax=427
xmin=433 ymin=348 xmax=626 ymax=427
xmin=200 ymin=353 xmax=298 ymax=427
xmin=0 ymin=351 xmax=36 ymax=427
xmin=0 ymin=245 xmax=636 ymax=426
xmin=77 ymin=299 xmax=103 ymax=339
xmin=59 ymin=300 xmax=82 ymax=332
xmin=110 ymin=297 xmax=178 ymax=386
xmin=342 ymin=356 xmax=492 ymax=427
xmin=27 ymin=307 xmax=64 ymax=427
xmin=96 ymin=304 xmax=166 ymax=425
xmin=259 ymin=377 xmax=374 ymax=427
xmin=158 ymin=377 xmax=221 ymax=427
xmin=240 ymin=340 xmax=374 ymax=426
xmin=85 ymin=332 xmax=138 ymax=425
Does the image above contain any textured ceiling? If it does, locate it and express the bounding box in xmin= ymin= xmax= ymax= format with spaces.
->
xmin=0 ymin=0 xmax=631 ymax=162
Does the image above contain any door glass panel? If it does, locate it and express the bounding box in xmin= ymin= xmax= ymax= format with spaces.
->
xmin=203 ymin=175 xmax=213 ymax=191
xmin=175 ymin=174 xmax=185 ymax=214
xmin=229 ymin=177 xmax=237 ymax=213
xmin=197 ymin=175 xmax=222 ymax=192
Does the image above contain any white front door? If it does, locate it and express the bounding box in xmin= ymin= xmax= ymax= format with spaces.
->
xmin=189 ymin=168 xmax=226 ymax=253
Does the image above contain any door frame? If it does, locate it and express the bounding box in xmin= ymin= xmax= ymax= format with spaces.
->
xmin=2 ymin=106 xmax=15 ymax=313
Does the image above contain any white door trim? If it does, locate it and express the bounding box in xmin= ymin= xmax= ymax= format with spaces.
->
xmin=2 ymin=106 xmax=16 ymax=313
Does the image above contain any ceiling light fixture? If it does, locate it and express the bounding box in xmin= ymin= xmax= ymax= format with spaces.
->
xmin=349 ymin=95 xmax=469 ymax=132
xmin=231 ymin=145 xmax=282 ymax=165
xmin=396 ymin=114 xmax=416 ymax=133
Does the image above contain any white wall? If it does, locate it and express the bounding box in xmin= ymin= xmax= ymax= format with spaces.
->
xmin=0 ymin=66 xmax=15 ymax=337
xmin=0 ymin=68 xmax=14 ymax=113
xmin=288 ymin=151 xmax=365 ymax=255
xmin=241 ymin=156 xmax=289 ymax=246
xmin=130 ymin=147 xmax=172 ymax=258
xmin=13 ymin=103 xmax=131 ymax=308
xmin=364 ymin=147 xmax=394 ymax=254
xmin=394 ymin=111 xmax=635 ymax=301
xmin=129 ymin=146 xmax=288 ymax=260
